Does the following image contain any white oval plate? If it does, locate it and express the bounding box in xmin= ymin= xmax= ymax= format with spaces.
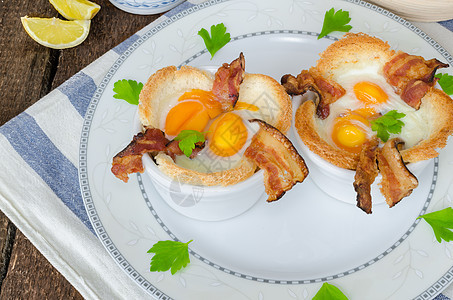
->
xmin=79 ymin=0 xmax=453 ymax=299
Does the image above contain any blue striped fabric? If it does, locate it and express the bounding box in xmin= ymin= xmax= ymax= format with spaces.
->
xmin=439 ymin=20 xmax=453 ymax=32
xmin=435 ymin=294 xmax=451 ymax=300
xmin=0 ymin=113 xmax=94 ymax=233
xmin=58 ymin=71 xmax=97 ymax=117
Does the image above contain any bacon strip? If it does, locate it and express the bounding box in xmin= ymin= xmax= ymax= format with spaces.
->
xmin=377 ymin=138 xmax=418 ymax=207
xmin=384 ymin=52 xmax=448 ymax=109
xmin=111 ymin=128 xmax=205 ymax=182
xmin=353 ymin=138 xmax=379 ymax=214
xmin=244 ymin=119 xmax=309 ymax=202
xmin=112 ymin=128 xmax=169 ymax=182
xmin=212 ymin=52 xmax=245 ymax=111
xmin=281 ymin=69 xmax=345 ymax=119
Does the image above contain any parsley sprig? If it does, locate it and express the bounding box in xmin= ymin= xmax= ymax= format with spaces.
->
xmin=318 ymin=8 xmax=352 ymax=40
xmin=174 ymin=130 xmax=206 ymax=157
xmin=313 ymin=282 xmax=349 ymax=300
xmin=148 ymin=240 xmax=193 ymax=275
xmin=198 ymin=23 xmax=231 ymax=59
xmin=113 ymin=79 xmax=143 ymax=105
xmin=435 ymin=73 xmax=453 ymax=95
xmin=418 ymin=207 xmax=453 ymax=243
xmin=370 ymin=110 xmax=406 ymax=142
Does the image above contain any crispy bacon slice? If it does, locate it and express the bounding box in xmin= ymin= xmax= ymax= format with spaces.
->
xmin=353 ymin=138 xmax=379 ymax=214
xmin=244 ymin=119 xmax=309 ymax=202
xmin=212 ymin=52 xmax=245 ymax=111
xmin=281 ymin=69 xmax=345 ymax=119
xmin=112 ymin=128 xmax=169 ymax=182
xmin=111 ymin=128 xmax=205 ymax=182
xmin=377 ymin=138 xmax=418 ymax=207
xmin=384 ymin=52 xmax=448 ymax=109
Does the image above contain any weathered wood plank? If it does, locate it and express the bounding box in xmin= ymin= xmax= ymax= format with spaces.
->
xmin=0 ymin=211 xmax=15 ymax=287
xmin=0 ymin=0 xmax=58 ymax=126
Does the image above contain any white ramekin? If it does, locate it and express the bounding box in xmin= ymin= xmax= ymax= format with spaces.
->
xmin=291 ymin=125 xmax=431 ymax=205
xmin=142 ymin=153 xmax=265 ymax=221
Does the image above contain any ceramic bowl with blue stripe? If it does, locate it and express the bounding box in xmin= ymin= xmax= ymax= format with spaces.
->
xmin=109 ymin=0 xmax=186 ymax=15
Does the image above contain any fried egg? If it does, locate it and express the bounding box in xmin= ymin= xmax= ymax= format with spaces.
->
xmin=161 ymin=88 xmax=260 ymax=173
xmin=138 ymin=65 xmax=292 ymax=185
xmin=316 ymin=66 xmax=432 ymax=153
xmin=175 ymin=111 xmax=260 ymax=173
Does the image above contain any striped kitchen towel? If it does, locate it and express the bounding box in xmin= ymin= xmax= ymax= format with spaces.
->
xmin=0 ymin=0 xmax=452 ymax=299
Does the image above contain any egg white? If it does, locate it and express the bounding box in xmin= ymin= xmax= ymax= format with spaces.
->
xmin=316 ymin=66 xmax=432 ymax=149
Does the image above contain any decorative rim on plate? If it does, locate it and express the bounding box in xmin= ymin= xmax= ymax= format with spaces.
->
xmin=138 ymin=157 xmax=438 ymax=284
xmin=109 ymin=0 xmax=185 ymax=15
xmin=79 ymin=0 xmax=453 ymax=299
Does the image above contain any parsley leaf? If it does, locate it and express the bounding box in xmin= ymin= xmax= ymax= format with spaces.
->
xmin=435 ymin=73 xmax=453 ymax=95
xmin=174 ymin=130 xmax=206 ymax=157
xmin=147 ymin=240 xmax=192 ymax=275
xmin=318 ymin=8 xmax=352 ymax=40
xmin=198 ymin=23 xmax=231 ymax=59
xmin=113 ymin=79 xmax=143 ymax=105
xmin=313 ymin=282 xmax=349 ymax=300
xmin=418 ymin=207 xmax=453 ymax=243
xmin=370 ymin=110 xmax=406 ymax=142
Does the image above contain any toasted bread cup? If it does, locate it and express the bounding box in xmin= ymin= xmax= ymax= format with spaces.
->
xmin=293 ymin=33 xmax=453 ymax=170
xmin=138 ymin=65 xmax=292 ymax=186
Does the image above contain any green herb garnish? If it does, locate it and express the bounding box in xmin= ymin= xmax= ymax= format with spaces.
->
xmin=370 ymin=110 xmax=406 ymax=142
xmin=418 ymin=207 xmax=453 ymax=243
xmin=198 ymin=23 xmax=231 ymax=59
xmin=148 ymin=240 xmax=192 ymax=275
xmin=313 ymin=282 xmax=349 ymax=300
xmin=112 ymin=79 xmax=143 ymax=105
xmin=174 ymin=130 xmax=206 ymax=157
xmin=318 ymin=8 xmax=352 ymax=40
xmin=435 ymin=73 xmax=453 ymax=95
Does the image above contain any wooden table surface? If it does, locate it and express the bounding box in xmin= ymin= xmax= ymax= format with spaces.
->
xmin=0 ymin=1 xmax=162 ymax=297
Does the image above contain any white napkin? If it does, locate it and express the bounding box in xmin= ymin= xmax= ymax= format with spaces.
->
xmin=0 ymin=2 xmax=452 ymax=299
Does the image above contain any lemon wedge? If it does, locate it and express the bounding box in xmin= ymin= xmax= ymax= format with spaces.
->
xmin=49 ymin=0 xmax=100 ymax=20
xmin=21 ymin=17 xmax=90 ymax=49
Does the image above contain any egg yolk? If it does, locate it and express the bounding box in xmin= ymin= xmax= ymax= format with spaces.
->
xmin=178 ymin=89 xmax=223 ymax=118
xmin=207 ymin=113 xmax=248 ymax=157
xmin=165 ymin=101 xmax=210 ymax=136
xmin=331 ymin=113 xmax=370 ymax=153
xmin=354 ymin=81 xmax=388 ymax=105
xmin=165 ymin=89 xmax=223 ymax=136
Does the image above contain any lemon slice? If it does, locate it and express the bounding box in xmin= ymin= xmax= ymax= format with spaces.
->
xmin=21 ymin=17 xmax=90 ymax=49
xmin=49 ymin=0 xmax=100 ymax=20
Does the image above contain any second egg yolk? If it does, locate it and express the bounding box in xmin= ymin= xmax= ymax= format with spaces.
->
xmin=331 ymin=113 xmax=370 ymax=153
xmin=354 ymin=81 xmax=388 ymax=105
xmin=207 ymin=113 xmax=248 ymax=157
